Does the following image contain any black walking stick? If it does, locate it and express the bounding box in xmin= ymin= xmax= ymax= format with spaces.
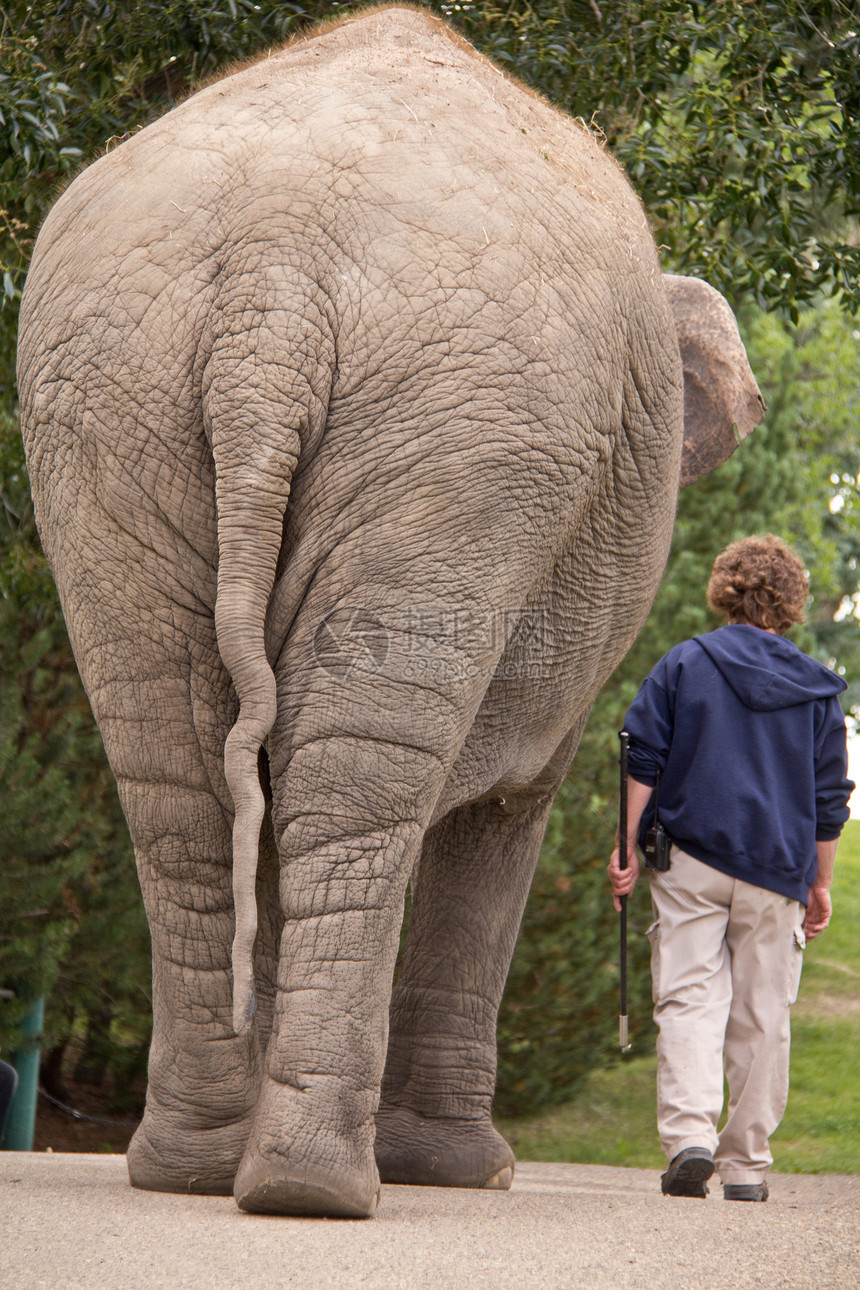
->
xmin=618 ymin=730 xmax=632 ymax=1052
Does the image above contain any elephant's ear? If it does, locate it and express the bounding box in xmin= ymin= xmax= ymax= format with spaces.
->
xmin=663 ymin=274 xmax=766 ymax=488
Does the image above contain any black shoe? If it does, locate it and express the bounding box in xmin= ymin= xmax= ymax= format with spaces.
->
xmin=661 ymin=1147 xmax=715 ymax=1198
xmin=724 ymin=1182 xmax=769 ymax=1202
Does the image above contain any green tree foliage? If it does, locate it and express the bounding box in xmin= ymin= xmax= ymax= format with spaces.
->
xmin=0 ymin=0 xmax=339 ymax=385
xmin=0 ymin=407 xmax=83 ymax=1044
xmin=2 ymin=2 xmax=859 ymax=341
xmin=0 ymin=1 xmax=858 ymax=1115
xmin=450 ymin=1 xmax=860 ymax=319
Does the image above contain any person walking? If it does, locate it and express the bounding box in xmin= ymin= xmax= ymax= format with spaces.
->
xmin=608 ymin=535 xmax=854 ymax=1201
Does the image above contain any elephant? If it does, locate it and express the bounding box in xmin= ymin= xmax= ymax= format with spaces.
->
xmin=17 ymin=6 xmax=764 ymax=1218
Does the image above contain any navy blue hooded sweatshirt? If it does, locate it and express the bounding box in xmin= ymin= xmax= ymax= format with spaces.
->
xmin=624 ymin=624 xmax=854 ymax=903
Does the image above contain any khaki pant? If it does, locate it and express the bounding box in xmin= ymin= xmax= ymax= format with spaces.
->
xmin=649 ymin=847 xmax=805 ymax=1184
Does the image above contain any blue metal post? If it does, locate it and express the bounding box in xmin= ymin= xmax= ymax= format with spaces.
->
xmin=2 ymin=998 xmax=45 ymax=1151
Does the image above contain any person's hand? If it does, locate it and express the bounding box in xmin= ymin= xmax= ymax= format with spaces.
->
xmin=608 ymin=843 xmax=640 ymax=913
xmin=803 ymin=882 xmax=832 ymax=939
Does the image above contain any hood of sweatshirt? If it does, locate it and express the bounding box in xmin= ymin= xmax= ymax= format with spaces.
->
xmin=694 ymin=625 xmax=847 ymax=712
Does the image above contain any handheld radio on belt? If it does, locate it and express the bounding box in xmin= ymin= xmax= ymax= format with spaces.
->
xmin=644 ymin=772 xmax=672 ymax=872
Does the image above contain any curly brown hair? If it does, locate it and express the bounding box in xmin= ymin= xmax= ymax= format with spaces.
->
xmin=707 ymin=535 xmax=808 ymax=634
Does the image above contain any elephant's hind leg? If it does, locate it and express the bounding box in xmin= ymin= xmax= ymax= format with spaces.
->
xmin=65 ymin=567 xmax=274 ymax=1195
xmin=375 ymin=795 xmax=555 ymax=1189
xmin=232 ymin=739 xmax=429 ymax=1219
xmin=232 ymin=615 xmax=496 ymax=1218
xmin=125 ymin=782 xmax=278 ymax=1195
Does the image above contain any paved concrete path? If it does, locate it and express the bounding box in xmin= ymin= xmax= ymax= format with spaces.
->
xmin=3 ymin=1153 xmax=858 ymax=1289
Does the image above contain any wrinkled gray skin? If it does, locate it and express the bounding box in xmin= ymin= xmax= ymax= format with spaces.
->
xmin=18 ymin=8 xmax=764 ymax=1218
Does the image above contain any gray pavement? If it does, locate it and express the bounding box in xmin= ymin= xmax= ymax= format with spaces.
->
xmin=2 ymin=1153 xmax=858 ymax=1290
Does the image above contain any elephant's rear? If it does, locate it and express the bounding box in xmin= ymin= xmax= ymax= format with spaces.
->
xmin=20 ymin=2 xmax=676 ymax=543
xmin=19 ymin=0 xmax=681 ymax=886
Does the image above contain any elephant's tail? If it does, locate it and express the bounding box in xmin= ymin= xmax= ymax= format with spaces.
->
xmin=211 ymin=421 xmax=300 ymax=1037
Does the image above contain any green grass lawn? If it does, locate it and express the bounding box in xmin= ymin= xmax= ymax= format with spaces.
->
xmin=498 ymin=819 xmax=860 ymax=1175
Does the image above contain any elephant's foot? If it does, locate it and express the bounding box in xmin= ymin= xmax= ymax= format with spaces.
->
xmin=127 ymin=1112 xmax=251 ymax=1196
xmin=234 ymin=1078 xmax=380 ymax=1218
xmin=374 ymin=1103 xmax=515 ymax=1189
xmin=234 ymin=1150 xmax=380 ymax=1218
